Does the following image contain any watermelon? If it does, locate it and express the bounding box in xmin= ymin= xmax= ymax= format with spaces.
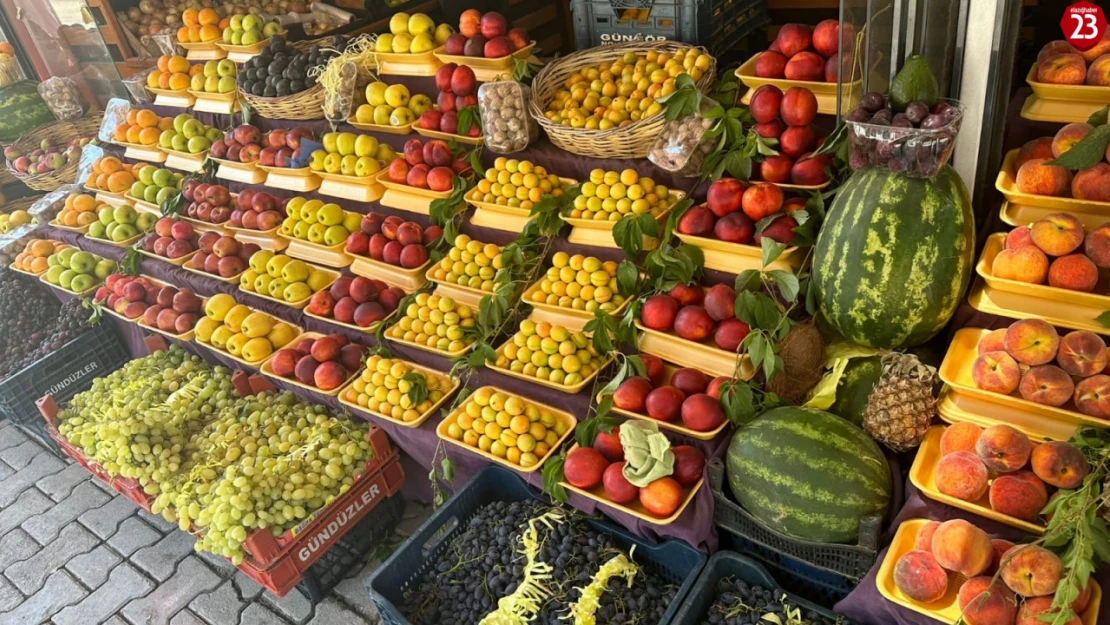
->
xmin=813 ymin=166 xmax=974 ymax=349
xmin=0 ymin=81 xmax=55 ymax=143
xmin=726 ymin=406 xmax=891 ymax=543
xmin=828 ymin=356 xmax=882 ymax=426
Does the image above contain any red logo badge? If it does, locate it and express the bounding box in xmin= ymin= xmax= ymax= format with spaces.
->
xmin=1062 ymin=1 xmax=1107 ymax=52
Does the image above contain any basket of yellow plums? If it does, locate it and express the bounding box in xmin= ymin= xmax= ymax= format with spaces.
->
xmin=523 ymin=251 xmax=629 ymax=317
xmin=490 ymin=318 xmax=609 ymax=393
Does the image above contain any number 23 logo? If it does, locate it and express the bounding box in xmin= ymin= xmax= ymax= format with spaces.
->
xmin=1071 ymin=12 xmax=1099 ymax=40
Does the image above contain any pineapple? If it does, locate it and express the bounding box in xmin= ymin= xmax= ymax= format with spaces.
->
xmin=862 ymin=352 xmax=937 ymax=452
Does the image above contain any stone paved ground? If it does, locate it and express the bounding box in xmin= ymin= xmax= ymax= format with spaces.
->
xmin=0 ymin=421 xmax=432 ymax=625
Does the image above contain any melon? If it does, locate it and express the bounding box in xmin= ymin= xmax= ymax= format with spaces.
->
xmin=813 ymin=166 xmax=975 ymax=349
xmin=726 ymin=406 xmax=892 ymax=543
xmin=829 ymin=356 xmax=882 ymax=426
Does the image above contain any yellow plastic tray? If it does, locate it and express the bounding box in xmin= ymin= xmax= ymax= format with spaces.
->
xmin=337 ymin=361 xmax=460 ymax=428
xmin=425 ymin=267 xmax=497 ymax=303
xmin=209 ymin=156 xmax=259 ymax=171
xmin=939 ymin=328 xmax=1110 ymax=429
xmin=257 ymin=332 xmax=359 ymax=396
xmin=83 ymin=185 xmax=127 ymax=201
xmin=560 ymin=443 xmax=701 ymax=525
xmin=909 ymin=426 xmax=1044 ymax=534
xmin=317 ymin=172 xmax=386 ymax=203
xmin=488 ymin=338 xmax=612 ymax=395
xmin=239 ymin=263 xmax=339 ymax=310
xmin=303 ymin=305 xmax=397 ymax=335
xmin=1026 ymin=63 xmax=1110 ymax=104
xmin=877 ymin=519 xmax=1102 ymax=625
xmin=48 ymin=219 xmax=89 ymax=234
xmin=284 ymin=237 xmax=353 ymax=268
xmin=122 ymin=193 xmax=161 ymax=214
xmin=996 ymin=148 xmax=1110 ymax=213
xmin=437 ymin=386 xmax=576 ymax=473
xmin=180 ymin=261 xmax=242 ymax=283
xmin=374 ymin=169 xmax=453 ymax=199
xmin=373 ymin=48 xmax=438 ymax=65
xmin=194 ymin=317 xmax=301 ymax=368
xmin=977 ymin=232 xmax=1110 ymax=310
xmin=1020 ymin=93 xmax=1101 ymax=124
xmin=84 ymin=229 xmax=146 ymax=249
xmin=178 ymin=39 xmax=224 ymax=51
xmin=411 ymin=126 xmax=483 ymax=146
xmin=967 ymin=279 xmax=1110 ymax=337
xmin=634 ymin=320 xmax=750 ymax=379
xmin=256 ymin=164 xmax=313 ymax=177
xmin=215 ymin=33 xmax=286 ymax=55
xmin=736 ymin=54 xmax=862 ymax=114
xmin=157 ymin=145 xmax=208 ymax=162
xmin=186 ymin=89 xmax=238 ymax=102
xmin=937 ymin=387 xmax=1082 ymax=445
xmin=7 ymin=263 xmax=46 ymax=277
xmin=39 ymin=273 xmax=102 ymax=298
xmin=176 ymin=214 xmax=227 ymax=234
xmin=999 ymin=201 xmax=1109 ymax=232
xmin=432 ymin=41 xmax=536 ymax=69
xmin=520 ymin=279 xmax=631 ymax=321
xmin=349 ymin=255 xmax=429 ymax=291
xmin=345 ymin=117 xmax=413 ymax=135
xmin=139 ymin=247 xmax=199 ymax=267
xmin=114 ymin=141 xmax=168 ymax=163
xmin=602 ymin=361 xmax=730 ymax=441
xmin=316 ymin=170 xmax=384 ymax=188
xmin=673 ymin=231 xmax=803 ymax=273
xmin=223 ymin=222 xmax=280 ymax=238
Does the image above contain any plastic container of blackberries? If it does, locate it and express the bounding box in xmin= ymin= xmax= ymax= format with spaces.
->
xmin=844 ymin=93 xmax=964 ymax=178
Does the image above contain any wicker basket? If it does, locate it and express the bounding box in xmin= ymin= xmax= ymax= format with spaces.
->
xmin=239 ymin=83 xmax=325 ymax=121
xmin=529 ymin=41 xmax=716 ymax=159
xmin=4 ymin=115 xmax=103 ymax=192
xmin=0 ymin=56 xmax=21 ymax=89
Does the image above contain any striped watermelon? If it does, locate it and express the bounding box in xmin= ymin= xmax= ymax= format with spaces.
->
xmin=0 ymin=81 xmax=56 ymax=143
xmin=813 ymin=166 xmax=974 ymax=349
xmin=828 ymin=356 xmax=882 ymax=426
xmin=726 ymin=406 xmax=891 ymax=543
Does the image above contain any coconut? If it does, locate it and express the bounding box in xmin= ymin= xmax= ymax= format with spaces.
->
xmin=765 ymin=320 xmax=826 ymax=404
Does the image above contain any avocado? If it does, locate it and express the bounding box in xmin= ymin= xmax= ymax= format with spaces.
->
xmin=889 ymin=55 xmax=938 ymax=112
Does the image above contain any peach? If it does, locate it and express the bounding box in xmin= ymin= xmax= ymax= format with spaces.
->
xmin=1073 ymin=581 xmax=1093 ymax=613
xmin=1018 ymin=365 xmax=1075 ymax=407
xmin=1052 ymin=123 xmax=1094 ymax=159
xmin=1058 ymin=331 xmax=1108 ymax=377
xmin=935 ymin=451 xmax=989 ymax=502
xmin=893 ymin=551 xmax=948 ymax=603
xmin=991 ymin=246 xmax=1048 ymax=284
xmin=1077 ymin=33 xmax=1110 ymax=63
xmin=1018 ymin=596 xmax=1081 ymax=625
xmin=932 ymin=519 xmax=993 ymax=576
xmin=1084 ymin=223 xmax=1110 ymax=267
xmin=1088 ymin=54 xmax=1110 ymax=86
xmin=976 ymin=424 xmax=1033 ymax=473
xmin=941 ymin=422 xmax=983 ymax=456
xmin=1038 ymin=53 xmax=1087 ymax=85
xmin=1016 ymin=138 xmax=1056 ymax=170
xmin=1031 ymin=212 xmax=1085 ymax=256
xmin=972 ymin=351 xmax=1021 ymax=395
xmin=1074 ymin=374 xmax=1110 ymax=417
xmin=1004 ymin=319 xmax=1060 ymax=366
xmin=977 ymin=329 xmax=1008 ymax=355
xmin=1037 ymin=41 xmax=1076 ymax=63
xmin=1016 ymin=159 xmax=1072 ymax=198
xmin=989 ymin=471 xmax=1048 ymax=522
xmin=958 ymin=577 xmax=1018 ymax=625
xmin=1000 ymin=544 xmax=1063 ymax=597
xmin=1031 ymin=441 xmax=1091 ymax=489
xmin=914 ymin=520 xmax=940 ymax=551
xmin=1071 ymin=163 xmax=1110 ymax=202
xmin=1005 ymin=226 xmax=1036 ymax=250
xmin=987 ymin=539 xmax=1015 ymax=576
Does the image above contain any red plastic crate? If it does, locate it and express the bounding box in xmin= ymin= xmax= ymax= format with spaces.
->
xmin=236 ymin=451 xmax=406 ymax=597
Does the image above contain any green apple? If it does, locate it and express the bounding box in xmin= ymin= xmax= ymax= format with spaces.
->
xmin=263 ymin=22 xmax=282 ymax=37
xmin=139 ymin=166 xmax=155 ymax=185
xmin=171 ymin=134 xmax=189 ymax=152
xmin=136 ymin=212 xmax=156 ymax=232
xmin=354 ymin=134 xmax=379 ymax=158
xmin=435 ymin=23 xmax=454 ymax=45
xmin=204 ymin=75 xmax=220 ymax=93
xmin=372 ymin=104 xmax=393 ymax=126
xmin=390 ymin=107 xmax=414 ymax=126
xmin=306 ymin=223 xmax=327 ymax=244
xmin=203 ymin=60 xmax=219 ymax=77
xmin=70 ymin=250 xmax=95 ymax=274
xmin=408 ymin=13 xmax=434 ymax=36
xmin=409 ymin=94 xmax=432 ymax=115
xmin=188 ymin=135 xmax=211 ymax=154
xmin=105 ymin=222 xmax=118 ymax=239
xmin=94 ymin=259 xmax=115 ymax=279
xmin=217 ymin=76 xmax=236 ymax=93
xmin=130 ymin=181 xmax=146 ymax=199
xmin=57 ymin=248 xmax=76 ymax=267
xmin=44 ymin=265 xmax=64 ymax=284
xmin=173 ymin=113 xmax=191 ymax=133
xmin=266 ymin=278 xmax=288 ymax=299
xmin=241 ymin=29 xmax=260 ymax=45
xmin=159 ymin=129 xmax=176 ymax=148
xmin=88 ymin=221 xmax=106 ymax=239
xmin=182 ymin=118 xmax=203 ymax=139
xmin=230 ymin=14 xmax=244 ymax=31
xmin=376 ymin=144 xmax=396 ymax=162
xmin=365 ymin=82 xmax=388 ymax=106
xmin=281 ymin=259 xmax=310 ymax=283
xmin=113 ymin=205 xmax=137 ymax=224
xmin=410 ymin=33 xmax=434 ymax=54
xmin=217 ymin=59 xmax=236 ymax=77
xmin=340 ymin=154 xmax=358 ymax=175
xmin=231 ymin=31 xmax=244 ymax=45
xmin=243 ymin=14 xmax=263 ymax=32
xmin=156 ymin=187 xmax=176 ymax=205
xmin=153 ymin=168 xmax=174 ymax=188
xmin=70 ymin=273 xmax=95 ymax=293
xmin=58 ymin=269 xmax=76 ymax=289
xmin=240 ymin=269 xmax=258 ymax=292
xmin=283 ymin=282 xmax=312 ymax=303
xmin=280 ymin=217 xmax=296 ymax=236
xmin=222 ymin=27 xmax=234 ymax=41
xmin=112 ymin=224 xmax=137 ymax=242
xmin=97 ymin=206 xmax=114 ymax=226
xmin=323 ymin=225 xmax=348 ymax=247
xmin=144 ymin=185 xmax=160 ymax=203
xmin=300 ymin=199 xmax=323 ymax=222
xmin=265 ymin=254 xmax=292 ymax=278
xmin=190 ymin=73 xmax=206 ymax=92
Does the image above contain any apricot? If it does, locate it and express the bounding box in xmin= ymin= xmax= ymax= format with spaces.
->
xmin=1057 ymin=331 xmax=1108 ymax=377
xmin=1004 ymin=319 xmax=1060 ymax=366
xmin=1016 ymin=137 xmax=1056 ymax=169
xmin=958 ymin=577 xmax=1018 ymax=625
xmin=1030 ymin=212 xmax=1085 ymax=256
xmin=1052 ymin=122 xmax=1094 ymax=159
xmin=932 ymin=519 xmax=993 ymax=577
xmin=1083 ymin=222 xmax=1110 ymax=267
xmin=1071 ymin=163 xmax=1110 ymax=202
xmin=1000 ymin=544 xmax=1063 ymax=597
xmin=971 ymin=351 xmax=1021 ymax=395
xmin=914 ymin=520 xmax=940 ymax=551
xmin=893 ymin=551 xmax=948 ymax=603
xmin=1016 ymin=159 xmax=1072 ymax=198
xmin=1005 ymin=226 xmax=1036 ymax=250
xmin=977 ymin=329 xmax=1008 ymax=355
xmin=976 ymin=424 xmax=1033 ymax=473
xmin=1018 ymin=596 xmax=1081 ymax=625
xmin=1018 ymin=365 xmax=1075 ymax=407
xmin=1031 ymin=441 xmax=1090 ymax=489
xmin=989 ymin=471 xmax=1048 ymax=522
xmin=941 ymin=422 xmax=983 ymax=456
xmin=1075 ymin=375 xmax=1110 ymax=418
xmin=991 ymin=246 xmax=1048 ymax=284
xmin=935 ymin=451 xmax=988 ymax=502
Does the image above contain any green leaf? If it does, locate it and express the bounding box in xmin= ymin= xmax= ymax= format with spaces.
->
xmin=120 ymin=246 xmax=143 ymax=276
xmin=541 ymin=451 xmax=568 ymax=502
xmin=612 ymin=212 xmax=658 ymax=260
xmin=468 ymin=148 xmax=485 ymax=178
xmin=457 ymin=105 xmax=482 ymax=135
xmin=761 ymin=238 xmax=786 ymax=267
xmin=814 ymin=122 xmax=847 ymax=157
xmin=722 ymin=151 xmax=752 ymax=180
xmin=1047 ymin=125 xmax=1110 ymax=170
xmin=440 ymin=457 xmax=455 ymax=482
xmin=766 ymin=270 xmax=799 ymax=301
xmin=1088 ymin=104 xmax=1110 ymax=127
xmin=617 ymin=260 xmax=640 ymax=297
xmin=719 ymin=381 xmax=757 ymax=427
xmin=575 ymin=412 xmax=621 ymax=449
xmin=1097 ymin=311 xmax=1110 ymax=328
xmin=735 ymin=291 xmax=783 ymax=331
xmin=734 ymin=269 xmax=761 ymax=293
xmin=402 ymin=372 xmax=428 ymax=406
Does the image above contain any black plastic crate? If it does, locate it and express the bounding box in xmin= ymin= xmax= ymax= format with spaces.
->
xmin=708 ymin=458 xmax=881 ymax=584
xmin=571 ymin=0 xmax=768 ymax=58
xmin=670 ymin=551 xmax=844 ymax=624
xmin=717 ymin=530 xmax=858 ymax=606
xmin=295 ymin=494 xmax=405 ymax=603
xmin=368 ymin=465 xmax=706 ymax=625
xmin=0 ymin=322 xmax=128 ymax=455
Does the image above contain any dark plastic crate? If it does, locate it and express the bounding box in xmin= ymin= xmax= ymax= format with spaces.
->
xmin=708 ymin=458 xmax=880 ymax=583
xmin=718 ymin=531 xmax=857 ymax=607
xmin=368 ymin=465 xmax=707 ymax=625
xmin=0 ymin=322 xmax=128 ymax=456
xmin=670 ymin=552 xmax=843 ymax=624
xmin=571 ymin=0 xmax=768 ymax=58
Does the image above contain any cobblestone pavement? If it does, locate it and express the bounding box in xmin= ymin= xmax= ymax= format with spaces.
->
xmin=0 ymin=421 xmax=431 ymax=625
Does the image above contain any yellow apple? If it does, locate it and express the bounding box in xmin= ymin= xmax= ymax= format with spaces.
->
xmin=408 ymin=13 xmax=434 ymax=36
xmin=241 ymin=311 xmax=274 ymax=338
xmin=409 ymin=94 xmax=432 ymax=115
xmin=410 ymin=33 xmax=434 ymax=54
xmin=209 ymin=325 xmax=234 ymax=349
xmin=249 ymin=249 xmax=274 ymax=273
xmin=384 ymin=84 xmax=410 ymax=107
xmin=283 ymin=282 xmax=312 ymax=302
xmin=223 ymin=305 xmax=251 ymax=333
xmin=365 ymin=82 xmax=388 ymax=106
xmin=389 ymin=12 xmax=410 ymax=35
xmin=317 ymin=203 xmax=344 ymax=226
xmin=354 ymin=104 xmax=375 ymax=123
xmin=267 ymin=323 xmax=297 ymax=348
xmin=391 ymin=33 xmax=413 ymax=54
xmin=266 ymin=254 xmax=292 ymax=278
xmin=226 ymin=332 xmax=249 ymax=356
xmin=205 ymin=293 xmax=236 ymax=321
xmin=372 ymin=104 xmax=393 ymax=126
xmin=194 ymin=317 xmax=221 ymax=343
xmin=241 ymin=337 xmax=273 ymax=362
xmin=376 ymin=34 xmax=394 ymax=53
xmin=435 ymin=23 xmax=454 ymax=46
xmin=306 ymin=269 xmax=334 ymax=292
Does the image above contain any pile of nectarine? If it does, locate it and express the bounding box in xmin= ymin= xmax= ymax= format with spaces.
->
xmin=935 ymin=422 xmax=1089 ymax=522
xmin=894 ymin=518 xmax=1088 ymax=625
xmin=612 ymin=354 xmax=727 ymax=432
xmin=415 ymin=64 xmax=479 ymax=138
xmin=346 ymin=212 xmax=437 ymax=270
xmin=678 ymin=178 xmax=801 ymax=247
xmin=749 ymin=85 xmax=827 ymax=182
xmin=385 ymin=138 xmax=466 ymax=192
xmin=1012 ymin=128 xmax=1110 ymax=203
xmin=185 ymin=231 xmax=255 ymax=279
xmin=992 ymin=211 xmax=1106 ymax=293
xmin=306 ymin=276 xmax=406 ymax=330
xmin=181 ymin=181 xmax=234 ymax=226
xmin=972 ymin=319 xmax=1110 ymax=418
xmin=564 ymin=430 xmax=704 ymax=518
xmin=444 ymin=10 xmax=528 ymax=59
xmin=754 ymin=20 xmax=852 ymax=84
xmin=444 ymin=387 xmax=567 ymax=468
xmin=270 ymin=333 xmax=364 ymax=392
xmin=140 ymin=217 xmax=199 ymax=262
xmin=1034 ymin=37 xmax=1110 ymax=86
xmin=94 ymin=275 xmax=204 ymax=338
xmin=639 ymin=282 xmax=751 ymax=352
